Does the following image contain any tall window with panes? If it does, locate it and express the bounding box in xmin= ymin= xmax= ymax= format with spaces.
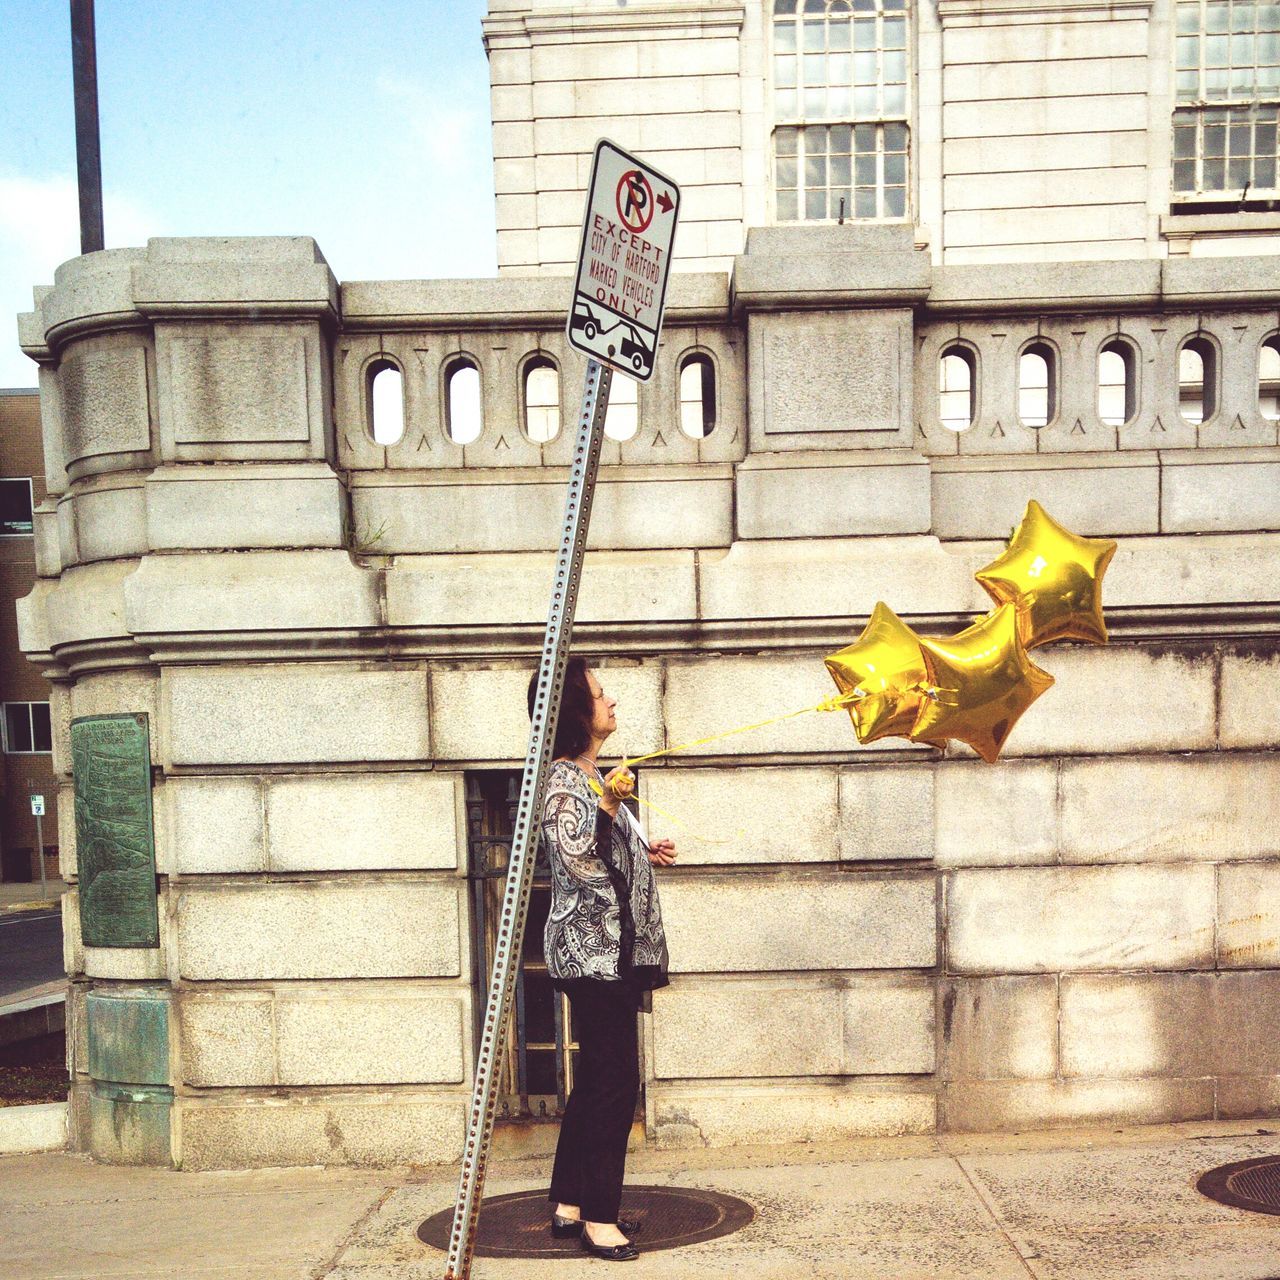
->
xmin=771 ymin=0 xmax=909 ymax=222
xmin=1174 ymin=0 xmax=1280 ymax=203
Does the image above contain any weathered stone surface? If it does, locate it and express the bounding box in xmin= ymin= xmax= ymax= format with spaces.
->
xmin=165 ymin=664 xmax=429 ymax=766
xmin=1219 ymin=651 xmax=1280 ymax=749
xmin=265 ymin=772 xmax=462 ymax=871
xmin=160 ymin=329 xmax=311 ymax=444
xmin=179 ymin=992 xmax=275 ymax=1087
xmin=178 ymin=1093 xmax=466 ymax=1170
xmin=146 ymin=463 xmax=346 ymax=550
xmin=1218 ymin=862 xmax=1280 ymax=968
xmin=652 ymin=981 xmax=843 ymax=1078
xmin=736 ymin=453 xmax=930 ymax=538
xmin=844 ymin=980 xmax=935 ymax=1074
xmin=641 ymin=766 xmax=839 ymax=865
xmin=1059 ymin=754 xmax=1280 ymax=862
xmin=652 ymin=1083 xmax=934 ymax=1148
xmin=839 ymin=763 xmax=934 ymax=862
xmin=695 ymin=536 xmax=988 ymax=622
xmin=947 ymin=865 xmax=1216 ymax=973
xmin=940 ymin=1077 xmax=1215 ymax=1133
xmin=125 ymin=549 xmax=381 ymax=634
xmin=662 ymin=873 xmax=935 ymax=972
xmin=275 ymin=994 xmax=466 ymax=1086
xmin=175 ymin=881 xmax=462 ymax=980
xmin=939 ymin=975 xmax=1057 ymax=1081
xmin=164 ymin=776 xmax=264 ymax=874
xmin=935 ymin=759 xmax=1057 ymax=866
xmin=58 ymin=343 xmax=152 ymax=464
xmin=1001 ymin=646 xmax=1216 ymax=757
xmin=66 ymin=481 xmax=148 ymax=562
xmin=180 ymin=990 xmax=466 ymax=1087
xmin=1059 ymin=973 xmax=1215 ymax=1079
xmin=430 ymin=663 xmax=661 ymax=760
xmin=1162 ymin=457 xmax=1280 ymax=533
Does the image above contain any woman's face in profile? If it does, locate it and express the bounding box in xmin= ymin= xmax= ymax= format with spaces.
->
xmin=586 ymin=670 xmax=618 ymax=742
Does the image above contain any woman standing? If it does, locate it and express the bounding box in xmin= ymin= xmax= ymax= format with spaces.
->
xmin=526 ymin=658 xmax=675 ymax=1262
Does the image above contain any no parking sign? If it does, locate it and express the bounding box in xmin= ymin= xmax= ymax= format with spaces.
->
xmin=566 ymin=139 xmax=681 ymax=382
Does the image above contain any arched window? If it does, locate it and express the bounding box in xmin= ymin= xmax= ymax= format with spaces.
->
xmin=604 ymin=373 xmax=638 ymax=442
xmin=366 ymin=357 xmax=404 ymax=446
xmin=1260 ymin=337 xmax=1280 ymax=420
xmin=1178 ymin=335 xmax=1217 ymax=424
xmin=523 ymin=355 xmax=560 ymax=443
xmin=939 ymin=345 xmax=976 ymax=432
xmin=1097 ymin=340 xmax=1136 ymax=426
xmin=1018 ymin=342 xmax=1055 ymax=429
xmin=771 ymin=0 xmax=909 ymax=222
xmin=678 ymin=353 xmax=716 ymax=438
xmin=445 ymin=357 xmax=482 ymax=445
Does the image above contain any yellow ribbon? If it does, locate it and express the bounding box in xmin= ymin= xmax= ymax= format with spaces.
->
xmin=578 ymin=691 xmax=856 ymax=845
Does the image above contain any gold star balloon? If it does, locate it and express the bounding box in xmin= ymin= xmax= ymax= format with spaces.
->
xmin=911 ymin=602 xmax=1055 ymax=764
xmin=824 ymin=602 xmax=942 ymax=746
xmin=975 ymin=500 xmax=1117 ymax=648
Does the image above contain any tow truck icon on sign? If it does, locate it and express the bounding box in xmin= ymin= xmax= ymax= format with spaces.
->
xmin=569 ymin=301 xmax=655 ymax=377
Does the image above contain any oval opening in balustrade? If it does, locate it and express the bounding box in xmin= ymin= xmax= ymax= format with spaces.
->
xmin=1018 ymin=341 xmax=1055 ymax=429
xmin=678 ymin=352 xmax=717 ymax=439
xmin=1097 ymin=339 xmax=1136 ymax=427
xmin=1178 ymin=335 xmax=1217 ymax=424
xmin=445 ymin=358 xmax=483 ymax=445
xmin=939 ymin=344 xmax=976 ymax=432
xmin=1259 ymin=337 xmax=1280 ymax=421
xmin=523 ymin=355 xmax=561 ymax=443
xmin=366 ymin=358 xmax=405 ymax=447
xmin=605 ymin=373 xmax=638 ymax=441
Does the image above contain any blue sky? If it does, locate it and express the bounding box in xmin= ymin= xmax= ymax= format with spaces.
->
xmin=0 ymin=0 xmax=497 ymax=386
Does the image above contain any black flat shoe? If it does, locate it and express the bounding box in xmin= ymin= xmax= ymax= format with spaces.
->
xmin=580 ymin=1231 xmax=639 ymax=1261
xmin=617 ymin=1215 xmax=641 ymax=1235
xmin=551 ymin=1213 xmax=583 ymax=1238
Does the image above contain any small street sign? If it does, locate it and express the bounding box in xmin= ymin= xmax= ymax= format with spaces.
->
xmin=567 ymin=138 xmax=680 ymax=382
xmin=30 ymin=794 xmax=44 ymax=816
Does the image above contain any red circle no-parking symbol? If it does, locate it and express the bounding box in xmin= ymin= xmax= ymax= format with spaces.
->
xmin=616 ymin=169 xmax=654 ymax=234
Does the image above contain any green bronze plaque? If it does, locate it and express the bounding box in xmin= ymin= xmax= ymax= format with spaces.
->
xmin=71 ymin=713 xmax=159 ymax=948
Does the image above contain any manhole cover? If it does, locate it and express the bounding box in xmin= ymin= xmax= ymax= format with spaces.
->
xmin=417 ymin=1184 xmax=754 ymax=1258
xmin=1197 ymin=1156 xmax=1280 ymax=1216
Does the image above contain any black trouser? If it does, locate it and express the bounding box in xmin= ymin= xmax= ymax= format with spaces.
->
xmin=547 ymin=977 xmax=640 ymax=1224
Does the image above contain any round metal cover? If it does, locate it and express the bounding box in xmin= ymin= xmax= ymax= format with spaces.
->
xmin=416 ymin=1184 xmax=754 ymax=1259
xmin=1196 ymin=1155 xmax=1280 ymax=1216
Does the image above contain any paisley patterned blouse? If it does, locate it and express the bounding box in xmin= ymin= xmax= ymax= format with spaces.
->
xmin=540 ymin=759 xmax=669 ymax=1007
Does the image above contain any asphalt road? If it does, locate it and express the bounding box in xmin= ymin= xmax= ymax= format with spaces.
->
xmin=0 ymin=909 xmax=63 ymax=1000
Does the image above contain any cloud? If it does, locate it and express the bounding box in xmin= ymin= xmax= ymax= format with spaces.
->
xmin=373 ymin=71 xmax=488 ymax=172
xmin=0 ymin=171 xmax=163 ymax=387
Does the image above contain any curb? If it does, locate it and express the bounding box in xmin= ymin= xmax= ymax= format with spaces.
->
xmin=0 ymin=1101 xmax=67 ymax=1155
xmin=0 ymin=989 xmax=66 ymax=1050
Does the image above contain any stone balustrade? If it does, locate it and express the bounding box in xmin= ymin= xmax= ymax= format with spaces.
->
xmin=15 ymin=232 xmax=1280 ymax=1168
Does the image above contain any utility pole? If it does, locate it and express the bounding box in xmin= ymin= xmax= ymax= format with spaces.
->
xmin=70 ymin=0 xmax=105 ymax=254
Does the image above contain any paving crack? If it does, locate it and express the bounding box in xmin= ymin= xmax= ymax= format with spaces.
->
xmin=310 ymin=1183 xmax=397 ymax=1279
xmin=951 ymin=1153 xmax=1044 ymax=1279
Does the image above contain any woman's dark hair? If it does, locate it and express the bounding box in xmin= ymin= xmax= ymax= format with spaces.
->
xmin=527 ymin=657 xmax=595 ymax=760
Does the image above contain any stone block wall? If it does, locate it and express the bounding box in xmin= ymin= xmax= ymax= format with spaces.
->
xmin=16 ymin=233 xmax=1280 ymax=1166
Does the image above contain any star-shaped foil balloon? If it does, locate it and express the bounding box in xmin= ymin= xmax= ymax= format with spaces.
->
xmin=911 ymin=602 xmax=1055 ymax=763
xmin=975 ymin=499 xmax=1117 ymax=648
xmin=824 ymin=602 xmax=942 ymax=746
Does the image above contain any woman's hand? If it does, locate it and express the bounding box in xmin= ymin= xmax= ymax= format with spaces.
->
xmin=648 ymin=837 xmax=677 ymax=867
xmin=599 ymin=766 xmax=634 ymax=817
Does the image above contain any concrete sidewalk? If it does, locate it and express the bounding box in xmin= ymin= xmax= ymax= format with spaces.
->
xmin=4 ymin=1118 xmax=1280 ymax=1279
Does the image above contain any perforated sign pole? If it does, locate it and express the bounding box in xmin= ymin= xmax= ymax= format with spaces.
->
xmin=442 ymin=356 xmax=613 ymax=1280
xmin=443 ymin=136 xmax=677 ymax=1280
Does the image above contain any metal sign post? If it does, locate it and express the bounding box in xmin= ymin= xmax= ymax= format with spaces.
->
xmin=442 ymin=138 xmax=680 ymax=1280
xmin=30 ymin=794 xmax=46 ymax=899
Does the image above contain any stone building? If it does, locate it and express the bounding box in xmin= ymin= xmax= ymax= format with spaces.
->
xmin=13 ymin=0 xmax=1280 ymax=1168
